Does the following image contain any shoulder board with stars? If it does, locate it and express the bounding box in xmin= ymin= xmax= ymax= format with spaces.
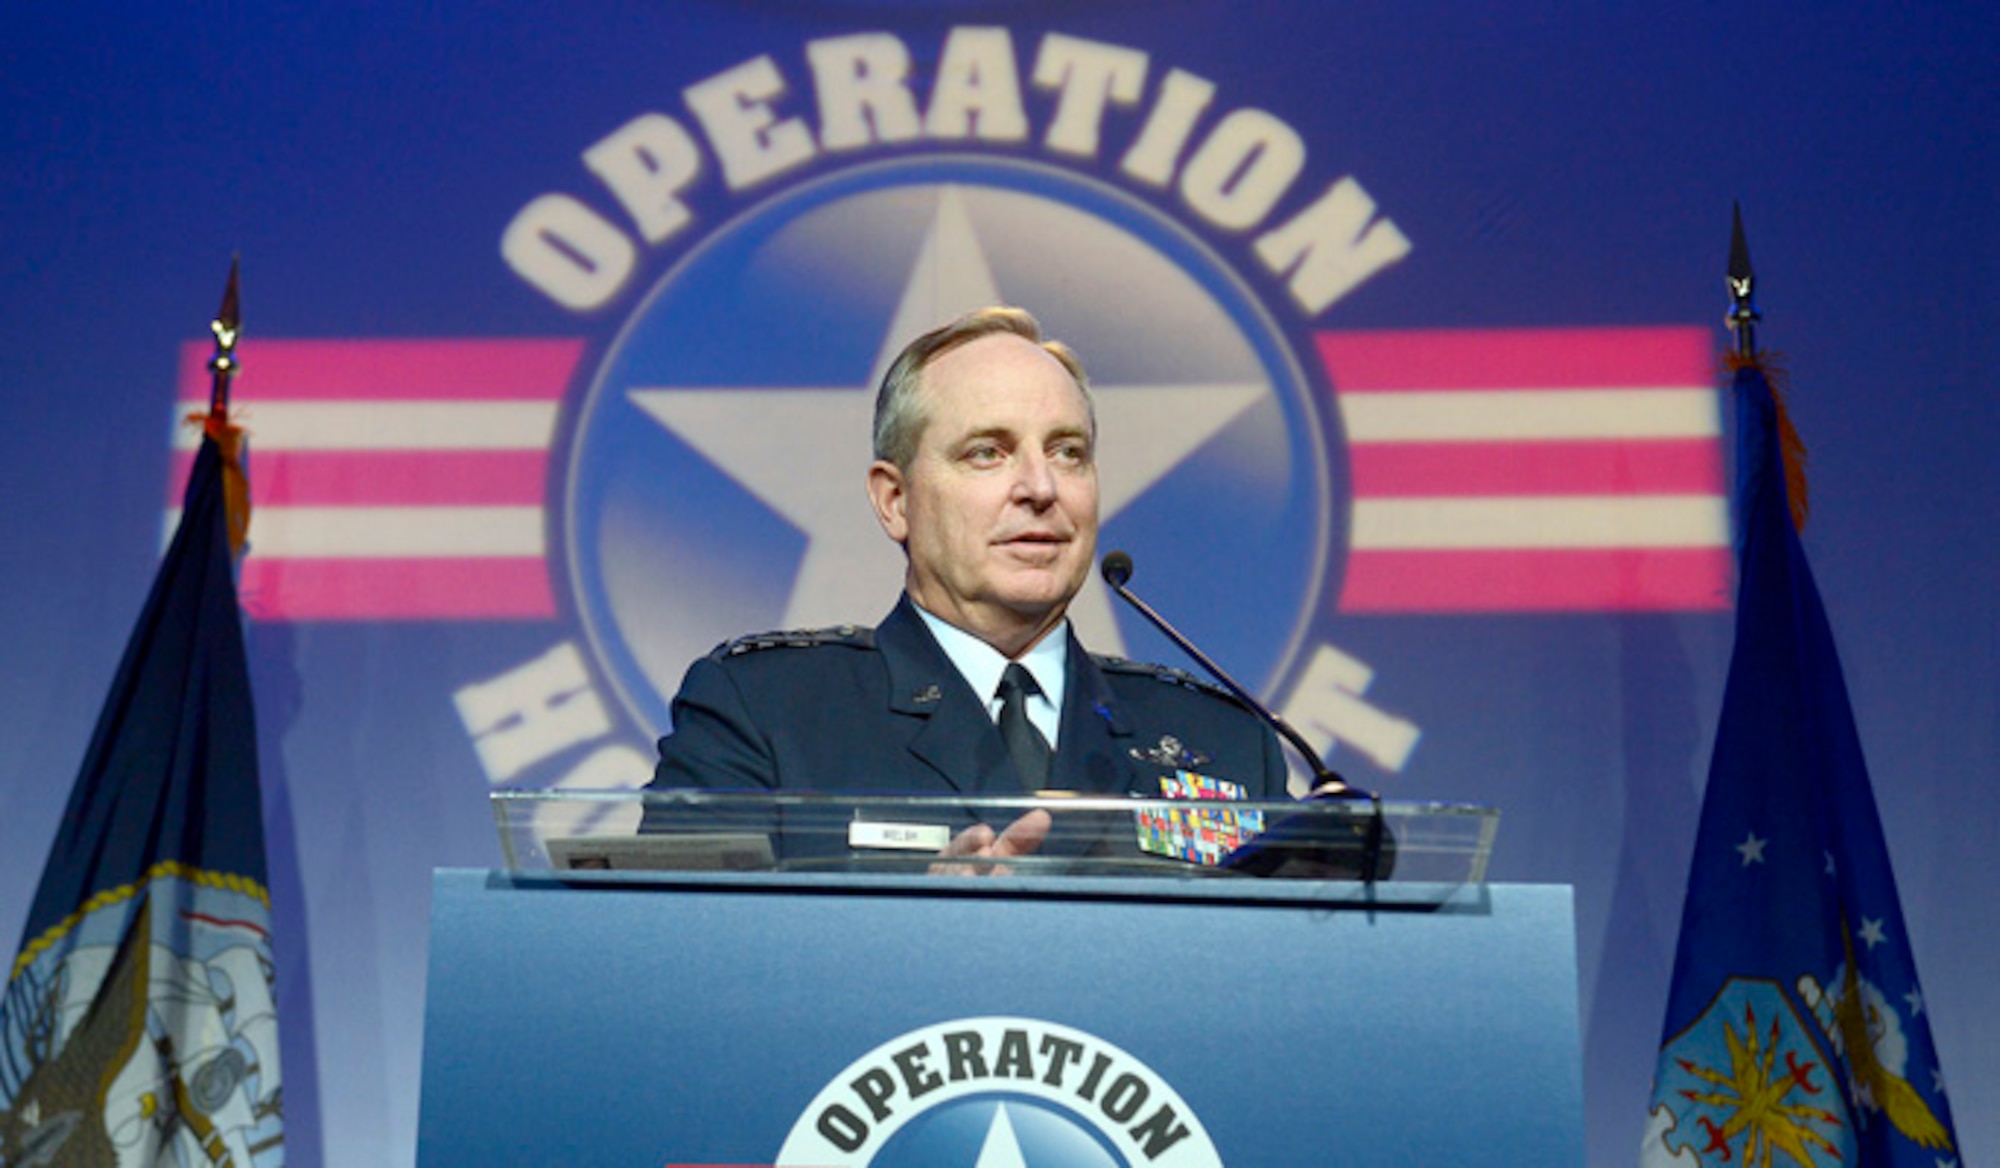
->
xmin=710 ymin=624 xmax=876 ymax=659
xmin=1091 ymin=654 xmax=1247 ymax=707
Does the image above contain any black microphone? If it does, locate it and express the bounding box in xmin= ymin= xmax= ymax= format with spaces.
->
xmin=1101 ymin=551 xmax=1358 ymax=795
xmin=1100 ymin=550 xmax=1389 ymax=879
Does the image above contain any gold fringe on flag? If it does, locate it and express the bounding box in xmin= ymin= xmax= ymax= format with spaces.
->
xmin=1725 ymin=350 xmax=1810 ymax=533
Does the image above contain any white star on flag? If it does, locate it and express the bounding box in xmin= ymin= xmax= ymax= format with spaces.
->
xmin=629 ymin=186 xmax=1266 ymax=655
xmin=1735 ymin=831 xmax=1767 ymax=866
xmin=1857 ymin=916 xmax=1888 ymax=949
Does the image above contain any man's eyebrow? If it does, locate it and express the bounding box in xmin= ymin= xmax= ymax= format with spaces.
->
xmin=949 ymin=423 xmax=1092 ymax=449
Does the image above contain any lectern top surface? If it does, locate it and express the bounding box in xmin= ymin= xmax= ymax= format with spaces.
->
xmin=491 ymin=789 xmax=1498 ymax=889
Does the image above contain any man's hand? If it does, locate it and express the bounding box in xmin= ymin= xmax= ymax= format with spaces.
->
xmin=931 ymin=809 xmax=1052 ymax=875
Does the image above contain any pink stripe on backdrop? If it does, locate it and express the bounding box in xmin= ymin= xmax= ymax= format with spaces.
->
xmin=1348 ymin=439 xmax=1723 ymax=498
xmin=237 ymin=558 xmax=556 ymax=621
xmin=178 ymin=338 xmax=586 ymax=402
xmin=1316 ymin=327 xmax=1715 ymax=391
xmin=1338 ymin=548 xmax=1732 ymax=613
xmin=170 ymin=449 xmax=548 ymax=506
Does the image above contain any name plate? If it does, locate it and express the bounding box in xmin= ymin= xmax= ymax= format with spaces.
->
xmin=847 ymin=820 xmax=952 ymax=852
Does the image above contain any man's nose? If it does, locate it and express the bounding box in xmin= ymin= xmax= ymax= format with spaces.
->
xmin=1012 ymin=449 xmax=1059 ymax=505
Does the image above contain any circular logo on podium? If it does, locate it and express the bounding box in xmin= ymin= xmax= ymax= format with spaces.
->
xmin=775 ymin=1016 xmax=1222 ymax=1167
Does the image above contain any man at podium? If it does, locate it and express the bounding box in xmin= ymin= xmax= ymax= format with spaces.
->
xmin=648 ymin=307 xmax=1287 ymax=862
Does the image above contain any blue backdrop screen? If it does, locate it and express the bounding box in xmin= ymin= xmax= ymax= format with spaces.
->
xmin=2 ymin=5 xmax=1992 ymax=1166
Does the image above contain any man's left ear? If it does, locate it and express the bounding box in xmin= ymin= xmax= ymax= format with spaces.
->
xmin=866 ymin=460 xmax=909 ymax=543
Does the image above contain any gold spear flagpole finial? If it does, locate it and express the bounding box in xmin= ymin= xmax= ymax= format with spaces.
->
xmin=208 ymin=254 xmax=242 ymax=418
xmin=196 ymin=255 xmax=252 ymax=554
xmin=1725 ymin=202 xmax=1759 ymax=361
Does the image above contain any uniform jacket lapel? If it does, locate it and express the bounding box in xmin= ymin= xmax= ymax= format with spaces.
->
xmin=1050 ymin=630 xmax=1138 ymax=794
xmin=876 ymin=597 xmax=1016 ymax=794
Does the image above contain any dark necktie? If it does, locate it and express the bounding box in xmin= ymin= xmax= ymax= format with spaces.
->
xmin=996 ymin=663 xmax=1053 ymax=791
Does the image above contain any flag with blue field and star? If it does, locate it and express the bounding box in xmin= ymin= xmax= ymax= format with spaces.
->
xmin=0 ymin=414 xmax=285 ymax=1166
xmin=1640 ymin=357 xmax=1958 ymax=1167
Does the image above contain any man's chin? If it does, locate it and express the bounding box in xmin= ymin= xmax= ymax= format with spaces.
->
xmin=993 ymin=572 xmax=1088 ymax=616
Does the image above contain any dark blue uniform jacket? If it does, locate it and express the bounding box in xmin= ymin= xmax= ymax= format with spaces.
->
xmin=651 ymin=595 xmax=1287 ymax=800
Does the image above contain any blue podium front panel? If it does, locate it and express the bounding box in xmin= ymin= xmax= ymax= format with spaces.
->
xmin=418 ymin=870 xmax=1581 ymax=1166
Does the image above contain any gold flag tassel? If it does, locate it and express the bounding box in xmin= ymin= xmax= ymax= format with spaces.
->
xmin=1725 ymin=349 xmax=1810 ymax=533
xmin=185 ymin=407 xmax=252 ymax=557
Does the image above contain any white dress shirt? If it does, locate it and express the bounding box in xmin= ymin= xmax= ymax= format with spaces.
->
xmin=914 ymin=608 xmax=1068 ymax=750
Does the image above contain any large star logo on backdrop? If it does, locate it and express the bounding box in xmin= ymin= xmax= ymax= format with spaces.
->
xmin=628 ymin=187 xmax=1266 ymax=658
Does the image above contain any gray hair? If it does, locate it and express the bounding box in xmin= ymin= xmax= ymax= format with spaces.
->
xmin=871 ymin=306 xmax=1092 ymax=469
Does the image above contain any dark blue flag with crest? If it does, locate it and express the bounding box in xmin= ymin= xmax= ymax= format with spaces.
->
xmin=0 ymin=414 xmax=284 ymax=1165
xmin=1640 ymin=357 xmax=1958 ymax=1166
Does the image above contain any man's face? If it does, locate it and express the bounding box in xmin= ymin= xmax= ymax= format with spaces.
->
xmin=867 ymin=333 xmax=1099 ymax=656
